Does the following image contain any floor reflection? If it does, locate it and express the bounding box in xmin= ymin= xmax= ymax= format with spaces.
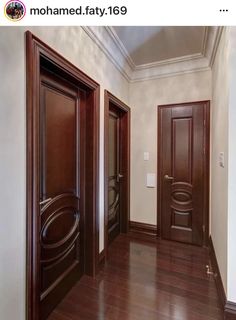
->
xmin=48 ymin=234 xmax=224 ymax=320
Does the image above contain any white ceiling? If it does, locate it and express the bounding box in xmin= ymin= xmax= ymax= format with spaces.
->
xmin=112 ymin=26 xmax=206 ymax=66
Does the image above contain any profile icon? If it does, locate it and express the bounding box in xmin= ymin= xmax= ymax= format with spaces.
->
xmin=5 ymin=0 xmax=26 ymax=21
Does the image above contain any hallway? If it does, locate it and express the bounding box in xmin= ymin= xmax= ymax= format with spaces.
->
xmin=48 ymin=235 xmax=223 ymax=320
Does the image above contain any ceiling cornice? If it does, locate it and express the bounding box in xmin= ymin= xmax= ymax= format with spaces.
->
xmin=105 ymin=26 xmax=136 ymax=70
xmin=204 ymin=26 xmax=224 ymax=67
xmin=81 ymin=26 xmax=132 ymax=81
xmin=134 ymin=53 xmax=203 ymax=70
xmin=82 ymin=26 xmax=224 ymax=83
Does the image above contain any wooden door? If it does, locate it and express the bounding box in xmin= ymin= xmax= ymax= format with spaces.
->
xmin=158 ymin=101 xmax=209 ymax=246
xmin=26 ymin=32 xmax=100 ymax=320
xmin=108 ymin=106 xmax=122 ymax=243
xmin=104 ymin=91 xmax=130 ymax=253
xmin=39 ymin=69 xmax=85 ymax=319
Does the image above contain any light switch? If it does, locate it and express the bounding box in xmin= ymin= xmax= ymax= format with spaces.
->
xmin=144 ymin=152 xmax=149 ymax=161
xmin=146 ymin=173 xmax=156 ymax=188
xmin=219 ymin=152 xmax=225 ymax=168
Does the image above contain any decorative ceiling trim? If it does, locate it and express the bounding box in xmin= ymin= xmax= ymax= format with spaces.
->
xmin=134 ymin=53 xmax=203 ymax=70
xmin=81 ymin=26 xmax=224 ymax=83
xmin=209 ymin=27 xmax=224 ymax=67
xmin=81 ymin=26 xmax=132 ymax=81
xmin=105 ymin=26 xmax=135 ymax=70
xmin=201 ymin=27 xmax=209 ymax=57
xmin=131 ymin=56 xmax=210 ymax=83
xmin=131 ymin=66 xmax=211 ymax=83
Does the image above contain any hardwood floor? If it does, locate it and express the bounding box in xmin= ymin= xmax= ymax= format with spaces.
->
xmin=48 ymin=234 xmax=223 ymax=320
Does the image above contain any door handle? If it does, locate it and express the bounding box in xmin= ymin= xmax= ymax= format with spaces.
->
xmin=164 ymin=174 xmax=174 ymax=181
xmin=117 ymin=173 xmax=124 ymax=182
xmin=39 ymin=198 xmax=52 ymax=205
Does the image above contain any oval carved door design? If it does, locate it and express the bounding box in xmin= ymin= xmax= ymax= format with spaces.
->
xmin=108 ymin=109 xmax=121 ymax=243
xmin=39 ymin=70 xmax=84 ymax=319
xmin=158 ymin=102 xmax=209 ymax=246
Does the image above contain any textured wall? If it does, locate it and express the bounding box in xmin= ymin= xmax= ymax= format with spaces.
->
xmin=129 ymin=71 xmax=212 ymax=225
xmin=227 ymin=27 xmax=236 ymax=302
xmin=0 ymin=26 xmax=129 ymax=320
xmin=211 ymin=28 xmax=229 ymax=293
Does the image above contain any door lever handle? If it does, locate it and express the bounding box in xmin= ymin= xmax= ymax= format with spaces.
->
xmin=39 ymin=198 xmax=52 ymax=205
xmin=117 ymin=173 xmax=124 ymax=182
xmin=164 ymin=174 xmax=174 ymax=181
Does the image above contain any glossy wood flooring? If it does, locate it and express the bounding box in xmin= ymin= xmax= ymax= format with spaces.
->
xmin=48 ymin=234 xmax=223 ymax=320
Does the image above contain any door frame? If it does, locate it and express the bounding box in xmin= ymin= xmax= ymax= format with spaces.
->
xmin=157 ymin=101 xmax=210 ymax=246
xmin=104 ymin=90 xmax=130 ymax=257
xmin=26 ymin=31 xmax=100 ymax=320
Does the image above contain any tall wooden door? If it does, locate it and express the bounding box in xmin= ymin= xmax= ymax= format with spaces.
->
xmin=39 ymin=69 xmax=85 ymax=319
xmin=108 ymin=106 xmax=122 ymax=243
xmin=104 ymin=91 xmax=130 ymax=252
xmin=158 ymin=101 xmax=209 ymax=246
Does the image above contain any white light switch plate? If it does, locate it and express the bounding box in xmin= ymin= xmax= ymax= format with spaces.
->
xmin=144 ymin=152 xmax=149 ymax=161
xmin=146 ymin=173 xmax=156 ymax=188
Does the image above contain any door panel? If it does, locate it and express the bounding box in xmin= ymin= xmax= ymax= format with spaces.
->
xmin=42 ymin=85 xmax=77 ymax=197
xmin=108 ymin=109 xmax=121 ymax=243
xmin=40 ymin=70 xmax=83 ymax=319
xmin=159 ymin=102 xmax=209 ymax=246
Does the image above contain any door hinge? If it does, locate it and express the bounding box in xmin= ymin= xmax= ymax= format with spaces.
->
xmin=203 ymin=225 xmax=206 ymax=233
xmin=204 ymin=119 xmax=206 ymax=127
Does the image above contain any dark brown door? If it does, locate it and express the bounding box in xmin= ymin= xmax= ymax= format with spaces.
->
xmin=39 ymin=69 xmax=85 ymax=319
xmin=104 ymin=91 xmax=130 ymax=252
xmin=108 ymin=106 xmax=122 ymax=243
xmin=158 ymin=101 xmax=209 ymax=246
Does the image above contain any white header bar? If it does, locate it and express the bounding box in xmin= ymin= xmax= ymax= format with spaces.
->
xmin=0 ymin=0 xmax=235 ymax=26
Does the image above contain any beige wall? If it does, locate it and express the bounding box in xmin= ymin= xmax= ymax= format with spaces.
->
xmin=0 ymin=26 xmax=129 ymax=320
xmin=211 ymin=28 xmax=229 ymax=292
xmin=129 ymin=71 xmax=212 ymax=225
xmin=227 ymin=27 xmax=236 ymax=302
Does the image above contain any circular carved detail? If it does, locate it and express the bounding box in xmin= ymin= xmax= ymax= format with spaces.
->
xmin=108 ymin=186 xmax=119 ymax=210
xmin=171 ymin=182 xmax=193 ymax=210
xmin=109 ymin=204 xmax=119 ymax=221
xmin=172 ymin=191 xmax=191 ymax=203
xmin=41 ymin=208 xmax=79 ymax=249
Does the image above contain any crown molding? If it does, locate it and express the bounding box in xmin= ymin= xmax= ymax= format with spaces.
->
xmin=81 ymin=26 xmax=224 ymax=83
xmin=105 ymin=26 xmax=136 ymax=70
xmin=201 ymin=26 xmax=209 ymax=57
xmin=134 ymin=53 xmax=203 ymax=70
xmin=204 ymin=26 xmax=225 ymax=67
xmin=81 ymin=26 xmax=132 ymax=81
xmin=131 ymin=64 xmax=210 ymax=83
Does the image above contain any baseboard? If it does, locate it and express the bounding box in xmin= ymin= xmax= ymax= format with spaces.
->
xmin=209 ymin=236 xmax=226 ymax=308
xmin=225 ymin=302 xmax=236 ymax=320
xmin=129 ymin=221 xmax=157 ymax=239
xmin=209 ymin=236 xmax=236 ymax=320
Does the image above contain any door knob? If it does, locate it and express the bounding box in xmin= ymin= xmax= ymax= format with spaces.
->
xmin=39 ymin=198 xmax=52 ymax=205
xmin=164 ymin=174 xmax=174 ymax=181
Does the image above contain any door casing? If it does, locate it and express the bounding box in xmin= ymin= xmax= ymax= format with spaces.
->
xmin=104 ymin=90 xmax=130 ymax=257
xmin=157 ymin=101 xmax=210 ymax=246
xmin=26 ymin=31 xmax=100 ymax=320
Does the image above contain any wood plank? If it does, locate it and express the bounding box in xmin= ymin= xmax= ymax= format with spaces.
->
xmin=48 ymin=234 xmax=223 ymax=320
